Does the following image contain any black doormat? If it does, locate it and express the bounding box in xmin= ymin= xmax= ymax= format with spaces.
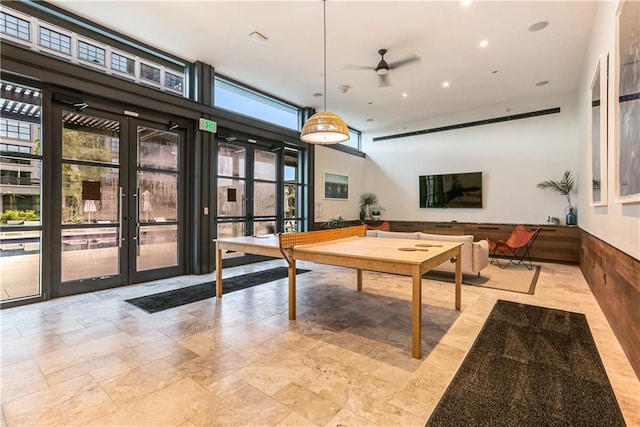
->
xmin=427 ymin=300 xmax=626 ymax=427
xmin=125 ymin=267 xmax=309 ymax=313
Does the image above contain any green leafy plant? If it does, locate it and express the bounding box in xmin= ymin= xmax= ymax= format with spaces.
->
xmin=0 ymin=209 xmax=40 ymax=224
xmin=323 ymin=216 xmax=348 ymax=229
xmin=537 ymin=170 xmax=575 ymax=205
xmin=359 ymin=192 xmax=378 ymax=210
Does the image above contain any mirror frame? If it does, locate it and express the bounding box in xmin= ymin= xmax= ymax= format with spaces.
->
xmin=588 ymin=53 xmax=608 ymax=206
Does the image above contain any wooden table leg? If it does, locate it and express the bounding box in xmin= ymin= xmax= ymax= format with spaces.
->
xmin=288 ymin=259 xmax=297 ymax=320
xmin=215 ymin=242 xmax=223 ymax=298
xmin=412 ymin=269 xmax=422 ymax=359
xmin=454 ymin=248 xmax=462 ymax=310
xmin=357 ymin=269 xmax=363 ymax=291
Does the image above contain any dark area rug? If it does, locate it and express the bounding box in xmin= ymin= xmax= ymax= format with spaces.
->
xmin=427 ymin=300 xmax=626 ymax=427
xmin=126 ymin=267 xmax=309 ymax=313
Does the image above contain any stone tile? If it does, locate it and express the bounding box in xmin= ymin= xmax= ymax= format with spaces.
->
xmin=1 ymin=359 xmax=48 ymax=404
xmin=272 ymin=382 xmax=341 ymax=425
xmin=188 ymin=383 xmax=290 ymax=426
xmin=176 ymin=348 xmax=250 ymax=389
xmin=57 ymin=321 xmax=123 ymax=347
xmin=44 ymin=353 xmax=131 ymax=386
xmin=35 ymin=332 xmax=138 ymax=375
xmin=89 ymin=377 xmax=217 ymax=426
xmin=114 ymin=331 xmax=187 ymax=368
xmin=274 ymin=411 xmax=318 ymax=426
xmin=100 ymin=359 xmax=185 ymax=406
xmin=324 ymin=407 xmax=370 ymax=426
xmin=2 ymin=374 xmax=117 ymax=426
xmin=234 ymin=353 xmax=320 ymax=396
xmin=0 ymin=333 xmax=67 ymax=367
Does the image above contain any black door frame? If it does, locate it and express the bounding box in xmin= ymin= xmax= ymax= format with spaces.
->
xmin=49 ymin=97 xmax=188 ymax=297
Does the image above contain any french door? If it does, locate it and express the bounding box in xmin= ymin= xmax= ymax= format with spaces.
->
xmin=52 ymin=102 xmax=185 ymax=296
xmin=216 ymin=139 xmax=279 ymax=261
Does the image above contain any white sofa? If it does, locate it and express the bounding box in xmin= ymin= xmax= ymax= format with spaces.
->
xmin=365 ymin=230 xmax=489 ymax=276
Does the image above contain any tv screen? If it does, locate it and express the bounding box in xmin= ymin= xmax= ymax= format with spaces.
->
xmin=419 ymin=172 xmax=483 ymax=208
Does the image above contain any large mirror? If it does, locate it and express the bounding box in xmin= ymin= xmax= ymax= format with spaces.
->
xmin=589 ymin=53 xmax=608 ymax=206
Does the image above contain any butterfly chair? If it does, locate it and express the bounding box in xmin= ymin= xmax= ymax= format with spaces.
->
xmin=486 ymin=225 xmax=541 ymax=270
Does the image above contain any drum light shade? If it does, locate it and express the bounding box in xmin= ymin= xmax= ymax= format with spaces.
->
xmin=301 ymin=0 xmax=349 ymax=145
xmin=300 ymin=111 xmax=350 ymax=144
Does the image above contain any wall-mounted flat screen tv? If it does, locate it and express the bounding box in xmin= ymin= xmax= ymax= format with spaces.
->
xmin=419 ymin=172 xmax=483 ymax=208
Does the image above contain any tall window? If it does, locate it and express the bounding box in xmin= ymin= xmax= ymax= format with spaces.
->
xmin=0 ymin=80 xmax=43 ymax=303
xmin=214 ymin=76 xmax=299 ymax=131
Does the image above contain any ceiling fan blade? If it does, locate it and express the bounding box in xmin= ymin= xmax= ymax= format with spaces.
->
xmin=344 ymin=64 xmax=376 ymax=71
xmin=388 ymin=55 xmax=421 ymax=70
xmin=378 ymin=74 xmax=391 ymax=87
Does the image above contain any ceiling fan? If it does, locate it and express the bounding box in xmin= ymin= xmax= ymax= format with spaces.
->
xmin=345 ymin=49 xmax=421 ymax=87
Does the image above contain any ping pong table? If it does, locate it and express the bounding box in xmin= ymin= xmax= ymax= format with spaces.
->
xmin=214 ymin=225 xmax=462 ymax=359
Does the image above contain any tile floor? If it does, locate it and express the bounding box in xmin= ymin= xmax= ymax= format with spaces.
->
xmin=1 ymin=260 xmax=639 ymax=426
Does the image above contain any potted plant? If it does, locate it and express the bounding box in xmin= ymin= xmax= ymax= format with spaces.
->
xmin=323 ymin=215 xmax=348 ymax=229
xmin=359 ymin=192 xmax=378 ymax=220
xmin=370 ymin=204 xmax=385 ymax=220
xmin=536 ymin=170 xmax=577 ymax=225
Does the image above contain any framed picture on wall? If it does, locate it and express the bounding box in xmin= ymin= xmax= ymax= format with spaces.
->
xmin=614 ymin=0 xmax=640 ymax=203
xmin=588 ymin=53 xmax=608 ymax=206
xmin=323 ymin=172 xmax=349 ymax=200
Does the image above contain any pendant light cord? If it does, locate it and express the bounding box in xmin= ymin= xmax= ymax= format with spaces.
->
xmin=323 ymin=0 xmax=327 ymax=112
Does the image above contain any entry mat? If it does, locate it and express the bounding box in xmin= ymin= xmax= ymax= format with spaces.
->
xmin=125 ymin=267 xmax=310 ymax=313
xmin=426 ymin=300 xmax=626 ymax=426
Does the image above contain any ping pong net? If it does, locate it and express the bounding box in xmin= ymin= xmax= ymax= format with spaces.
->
xmin=278 ymin=225 xmax=366 ymax=263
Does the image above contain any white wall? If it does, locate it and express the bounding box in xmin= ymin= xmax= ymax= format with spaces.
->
xmin=577 ymin=1 xmax=640 ymax=260
xmin=314 ymin=146 xmax=366 ymax=221
xmin=356 ymin=94 xmax=580 ymax=225
xmin=315 ymin=95 xmax=579 ymax=224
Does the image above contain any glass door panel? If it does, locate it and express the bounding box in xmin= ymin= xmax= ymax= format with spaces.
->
xmin=0 ymin=80 xmax=43 ymax=303
xmin=137 ymin=224 xmax=177 ymax=270
xmin=218 ymin=143 xmax=245 ymax=177
xmin=217 ymin=178 xmax=245 ymax=217
xmin=254 ymin=150 xmax=276 ymax=180
xmin=137 ymin=171 xmax=177 ymax=223
xmin=254 ymin=182 xmax=276 ymax=216
xmin=61 ymin=227 xmax=119 ymax=281
xmin=61 ymin=111 xmax=121 ymax=284
xmin=132 ymin=126 xmax=180 ymax=275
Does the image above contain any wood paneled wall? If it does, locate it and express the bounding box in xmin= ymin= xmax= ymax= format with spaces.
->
xmin=579 ymin=229 xmax=640 ymax=380
xmin=315 ymin=221 xmax=579 ymax=263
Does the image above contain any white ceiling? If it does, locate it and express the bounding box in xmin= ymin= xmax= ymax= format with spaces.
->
xmin=50 ymin=1 xmax=597 ymax=133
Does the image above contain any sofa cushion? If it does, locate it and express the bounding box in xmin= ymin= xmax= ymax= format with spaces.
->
xmin=366 ymin=230 xmax=378 ymax=237
xmin=376 ymin=231 xmax=420 ymax=240
xmin=419 ymin=233 xmax=474 ymax=273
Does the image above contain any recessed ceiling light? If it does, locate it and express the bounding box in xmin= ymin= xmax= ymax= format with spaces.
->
xmin=313 ymin=92 xmax=323 ymax=97
xmin=442 ymin=81 xmax=450 ymax=88
xmin=479 ymin=40 xmax=489 ymax=48
xmin=402 ymin=92 xmax=408 ymax=97
xmin=461 ymin=0 xmax=472 ymax=6
xmin=535 ymin=80 xmax=550 ymax=86
xmin=248 ymin=31 xmax=268 ymax=43
xmin=529 ymin=21 xmax=549 ymax=32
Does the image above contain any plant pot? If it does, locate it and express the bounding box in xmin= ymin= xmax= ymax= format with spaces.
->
xmin=566 ymin=206 xmax=577 ymax=226
xmin=371 ymin=214 xmax=381 ymax=221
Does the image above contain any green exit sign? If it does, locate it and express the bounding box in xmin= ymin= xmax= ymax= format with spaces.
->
xmin=199 ymin=118 xmax=217 ymax=133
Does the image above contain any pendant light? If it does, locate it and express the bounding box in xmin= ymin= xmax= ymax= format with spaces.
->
xmin=300 ymin=0 xmax=350 ymax=144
